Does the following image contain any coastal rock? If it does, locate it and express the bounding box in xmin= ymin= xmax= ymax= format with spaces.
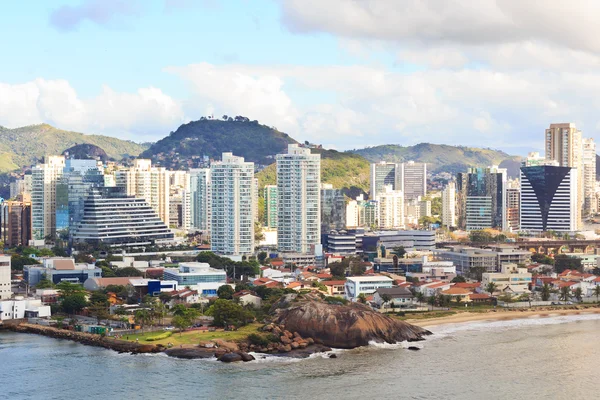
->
xmin=165 ymin=348 xmax=216 ymax=359
xmin=271 ymin=344 xmax=333 ymax=359
xmin=219 ymin=353 xmax=243 ymax=363
xmin=239 ymin=352 xmax=255 ymax=362
xmin=280 ymin=335 xmax=292 ymax=345
xmin=274 ymin=300 xmax=431 ymax=349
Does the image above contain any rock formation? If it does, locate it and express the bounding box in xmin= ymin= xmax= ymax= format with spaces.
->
xmin=273 ymin=299 xmax=431 ymax=349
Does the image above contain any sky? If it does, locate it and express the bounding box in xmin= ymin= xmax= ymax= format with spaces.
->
xmin=2 ymin=0 xmax=600 ymax=154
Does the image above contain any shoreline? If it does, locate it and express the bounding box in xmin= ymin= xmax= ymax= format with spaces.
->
xmin=407 ymin=306 xmax=600 ymax=329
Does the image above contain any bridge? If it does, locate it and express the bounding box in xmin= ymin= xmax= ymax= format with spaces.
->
xmin=436 ymin=239 xmax=600 ymax=255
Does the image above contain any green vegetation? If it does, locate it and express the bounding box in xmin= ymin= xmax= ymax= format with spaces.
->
xmin=350 ymin=143 xmax=521 ymax=177
xmin=0 ymin=124 xmax=148 ymax=173
xmin=554 ymin=254 xmax=582 ymax=273
xmin=145 ymin=331 xmax=173 ymax=341
xmin=124 ymin=323 xmax=263 ymax=346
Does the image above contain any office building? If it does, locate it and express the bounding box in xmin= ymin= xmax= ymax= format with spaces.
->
xmin=31 ymin=156 xmax=66 ymax=240
xmin=346 ymin=198 xmax=359 ymax=228
xmin=545 ymin=123 xmax=583 ymax=228
xmin=583 ymin=138 xmax=597 ymax=215
xmin=344 ymin=276 xmax=394 ymax=300
xmin=370 ymin=161 xmax=398 ymax=198
xmin=442 ymin=181 xmax=457 ymax=228
xmin=116 ymin=159 xmax=170 ymax=225
xmin=210 ymin=153 xmax=255 ymax=255
xmin=24 ymin=257 xmax=101 ymax=286
xmin=362 ymin=230 xmax=436 ymax=256
xmin=482 ymin=263 xmax=532 ymax=294
xmin=1 ymin=198 xmax=32 ymax=247
xmin=457 ymin=166 xmax=506 ymax=231
xmin=321 ymin=183 xmax=346 ymax=233
xmin=264 ymin=185 xmax=278 ymax=229
xmin=277 ymin=144 xmax=321 ymax=254
xmin=520 ymin=165 xmax=578 ymax=232
xmin=434 ymin=245 xmax=531 ymax=274
xmin=0 ymin=298 xmax=51 ymax=321
xmin=0 ymin=255 xmax=11 ymax=300
xmin=9 ymin=175 xmax=32 ymax=199
xmin=398 ymin=161 xmax=427 ymax=200
xmin=505 ymin=187 xmax=520 ymax=232
xmin=163 ymin=262 xmax=228 ymax=297
xmin=71 ymin=187 xmax=175 ymax=247
xmin=377 ymin=185 xmax=404 ymax=229
xmin=189 ymin=168 xmax=211 ymax=232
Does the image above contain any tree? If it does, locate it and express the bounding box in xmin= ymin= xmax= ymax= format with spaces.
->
xmin=35 ymin=279 xmax=55 ymax=289
xmin=451 ymin=275 xmax=466 ymax=283
xmin=257 ymin=251 xmax=268 ymax=264
xmin=415 ymin=291 xmax=425 ymax=306
xmin=357 ymin=293 xmax=367 ymax=304
xmin=134 ymin=309 xmax=152 ymax=330
xmin=531 ymin=253 xmax=555 ymax=265
xmin=427 ymin=295 xmax=436 ymax=310
xmin=593 ymin=285 xmax=600 ymax=302
xmin=328 ymin=261 xmax=346 ymax=278
xmin=380 ymin=293 xmax=392 ymax=308
xmin=554 ymin=255 xmax=582 ymax=273
xmin=209 ymin=299 xmax=254 ymax=328
xmin=158 ymin=292 xmax=172 ymax=304
xmin=573 ymin=287 xmax=583 ymax=302
xmin=11 ymin=254 xmax=40 ymax=271
xmin=350 ymin=262 xmax=366 ymax=276
xmin=89 ymin=291 xmax=109 ymax=306
xmin=518 ymin=293 xmax=532 ymax=308
xmin=469 ymin=267 xmax=487 ymax=282
xmin=217 ymin=285 xmax=235 ymax=300
xmin=115 ymin=267 xmax=143 ymax=277
xmin=485 ymin=282 xmax=498 ymax=297
xmin=172 ymin=315 xmax=191 ymax=336
xmin=392 ymin=246 xmax=406 ymax=258
xmin=88 ymin=302 xmax=109 ymax=324
xmin=540 ymin=283 xmax=552 ymax=301
xmin=559 ymin=286 xmax=571 ymax=302
xmin=61 ymin=293 xmax=88 ymax=314
xmin=56 ymin=281 xmax=86 ymax=299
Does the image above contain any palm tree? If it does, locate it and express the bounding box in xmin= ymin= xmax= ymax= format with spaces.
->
xmin=592 ymin=285 xmax=600 ymax=303
xmin=427 ymin=295 xmax=436 ymax=311
xmin=559 ymin=286 xmax=571 ymax=302
xmin=357 ymin=293 xmax=367 ymax=304
xmin=573 ymin=287 xmax=583 ymax=302
xmin=380 ymin=293 xmax=392 ymax=310
xmin=415 ymin=292 xmax=425 ymax=306
xmin=485 ymin=282 xmax=498 ymax=297
xmin=540 ymin=283 xmax=552 ymax=301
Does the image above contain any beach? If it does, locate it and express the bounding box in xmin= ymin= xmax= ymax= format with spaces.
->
xmin=408 ymin=305 xmax=600 ymax=328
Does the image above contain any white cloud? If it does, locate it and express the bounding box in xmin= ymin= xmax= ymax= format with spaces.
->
xmin=0 ymin=79 xmax=184 ymax=141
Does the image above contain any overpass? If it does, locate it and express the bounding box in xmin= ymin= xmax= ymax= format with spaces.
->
xmin=436 ymin=240 xmax=600 ymax=255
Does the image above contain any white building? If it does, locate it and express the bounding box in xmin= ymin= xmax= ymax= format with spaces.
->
xmin=520 ymin=165 xmax=578 ymax=232
xmin=189 ymin=168 xmax=211 ymax=233
xmin=116 ymin=159 xmax=170 ymax=225
xmin=163 ymin=262 xmax=229 ymax=297
xmin=345 ymin=275 xmax=393 ymax=300
xmin=377 ymin=185 xmax=404 ymax=229
xmin=582 ymin=138 xmax=596 ymax=215
xmin=0 ymin=255 xmax=11 ymax=300
xmin=31 ymin=155 xmax=66 ymax=239
xmin=210 ymin=153 xmax=255 ymax=255
xmin=482 ymin=263 xmax=532 ymax=294
xmin=370 ymin=161 xmax=398 ymax=199
xmin=442 ymin=181 xmax=456 ymax=228
xmin=0 ymin=298 xmax=51 ymax=321
xmin=277 ymin=144 xmax=321 ymax=254
xmin=346 ymin=198 xmax=359 ymax=229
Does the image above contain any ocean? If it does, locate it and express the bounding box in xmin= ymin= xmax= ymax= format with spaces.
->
xmin=3 ymin=314 xmax=600 ymax=400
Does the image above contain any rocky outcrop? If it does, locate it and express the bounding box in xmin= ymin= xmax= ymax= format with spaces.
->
xmin=273 ymin=300 xmax=431 ymax=349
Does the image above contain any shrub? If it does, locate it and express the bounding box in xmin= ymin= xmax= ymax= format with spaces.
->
xmin=146 ymin=331 xmax=173 ymax=341
xmin=324 ymin=296 xmax=348 ymax=305
xmin=247 ymin=333 xmax=269 ymax=347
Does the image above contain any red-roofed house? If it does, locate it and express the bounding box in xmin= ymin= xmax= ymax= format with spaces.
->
xmin=322 ymin=280 xmax=346 ymax=296
xmin=233 ymin=290 xmax=262 ymax=308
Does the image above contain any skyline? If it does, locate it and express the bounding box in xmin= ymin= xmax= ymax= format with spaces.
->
xmin=2 ymin=1 xmax=600 ymax=154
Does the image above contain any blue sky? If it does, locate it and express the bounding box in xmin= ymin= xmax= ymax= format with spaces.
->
xmin=1 ymin=0 xmax=600 ymax=154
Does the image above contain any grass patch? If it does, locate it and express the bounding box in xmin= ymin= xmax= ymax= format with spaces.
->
xmin=122 ymin=323 xmax=263 ymax=346
xmin=146 ymin=331 xmax=172 ymax=341
xmin=396 ymin=311 xmax=457 ymax=321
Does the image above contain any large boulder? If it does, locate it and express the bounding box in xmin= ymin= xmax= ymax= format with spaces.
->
xmin=219 ymin=352 xmax=243 ymax=363
xmin=274 ymin=300 xmax=431 ymax=349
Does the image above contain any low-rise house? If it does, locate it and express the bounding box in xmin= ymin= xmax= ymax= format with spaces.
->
xmin=373 ymin=287 xmax=415 ymax=309
xmin=440 ymin=287 xmax=472 ymax=303
xmin=345 ymin=275 xmax=394 ymax=300
xmin=414 ymin=281 xmax=452 ymax=297
xmin=481 ymin=263 xmax=532 ymax=294
xmin=0 ymin=297 xmax=51 ymax=321
xmin=322 ymin=280 xmax=346 ymax=296
xmin=84 ymin=277 xmax=133 ymax=291
xmin=169 ymin=288 xmax=200 ymax=305
xmin=253 ymin=277 xmax=283 ymax=288
xmin=469 ymin=293 xmax=493 ymax=304
xmin=286 ymin=282 xmax=308 ymax=291
xmin=233 ymin=290 xmax=262 ymax=308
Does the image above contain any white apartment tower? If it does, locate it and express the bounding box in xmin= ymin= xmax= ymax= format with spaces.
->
xmin=583 ymin=138 xmax=597 ymax=215
xmin=189 ymin=168 xmax=211 ymax=232
xmin=377 ymin=185 xmax=404 ymax=229
xmin=31 ymin=155 xmax=66 ymax=240
xmin=442 ymin=181 xmax=457 ymax=228
xmin=277 ymin=144 xmax=321 ymax=254
xmin=0 ymin=255 xmax=11 ymax=300
xmin=116 ymin=159 xmax=170 ymax=225
xmin=210 ymin=153 xmax=255 ymax=255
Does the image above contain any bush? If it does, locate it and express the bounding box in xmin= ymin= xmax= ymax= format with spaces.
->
xmin=324 ymin=296 xmax=348 ymax=305
xmin=267 ymin=334 xmax=280 ymax=343
xmin=146 ymin=331 xmax=173 ymax=341
xmin=247 ymin=333 xmax=269 ymax=347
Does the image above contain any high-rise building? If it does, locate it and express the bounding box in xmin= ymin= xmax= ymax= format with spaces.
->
xmin=505 ymin=187 xmax=520 ymax=232
xmin=582 ymin=138 xmax=597 ymax=215
xmin=442 ymin=181 xmax=457 ymax=228
xmin=321 ymin=183 xmax=346 ymax=233
xmin=189 ymin=169 xmax=211 ymax=232
xmin=210 ymin=153 xmax=255 ymax=255
xmin=277 ymin=144 xmax=321 ymax=254
xmin=398 ymin=161 xmax=427 ymax=200
xmin=346 ymin=197 xmax=359 ymax=229
xmin=0 ymin=255 xmax=11 ymax=300
xmin=168 ymin=171 xmax=191 ymax=230
xmin=9 ymin=175 xmax=32 ymax=199
xmin=545 ymin=123 xmax=583 ymax=227
xmin=71 ymin=187 xmax=174 ymax=247
xmin=31 ymin=156 xmax=66 ymax=240
xmin=1 ymin=198 xmax=32 ymax=247
xmin=377 ymin=185 xmax=404 ymax=229
xmin=264 ymin=185 xmax=278 ymax=228
xmin=520 ymin=165 xmax=577 ymax=232
xmin=457 ymin=166 xmax=506 ymax=231
xmin=116 ymin=159 xmax=170 ymax=225
xmin=370 ymin=162 xmax=397 ymax=198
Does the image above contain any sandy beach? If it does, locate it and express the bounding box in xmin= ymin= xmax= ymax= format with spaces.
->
xmin=408 ymin=306 xmax=600 ymax=328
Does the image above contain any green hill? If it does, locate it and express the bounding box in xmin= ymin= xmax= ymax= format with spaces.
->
xmin=350 ymin=143 xmax=522 ymax=177
xmin=0 ymin=124 xmax=149 ymax=172
xmin=140 ymin=118 xmax=297 ymax=168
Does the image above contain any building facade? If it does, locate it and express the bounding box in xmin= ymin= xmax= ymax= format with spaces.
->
xmin=31 ymin=156 xmax=66 ymax=240
xmin=370 ymin=162 xmax=397 ymax=198
xmin=163 ymin=262 xmax=228 ymax=297
xmin=264 ymin=185 xmax=278 ymax=229
xmin=376 ymin=185 xmax=404 ymax=229
xmin=321 ymin=183 xmax=346 ymax=233
xmin=210 ymin=153 xmax=255 ymax=255
xmin=398 ymin=161 xmax=427 ymax=200
xmin=0 ymin=255 xmax=11 ymax=300
xmin=1 ymin=199 xmax=32 ymax=247
xmin=457 ymin=166 xmax=506 ymax=231
xmin=189 ymin=168 xmax=211 ymax=232
xmin=277 ymin=144 xmax=321 ymax=254
xmin=442 ymin=181 xmax=457 ymax=228
xmin=582 ymin=138 xmax=596 ymax=216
